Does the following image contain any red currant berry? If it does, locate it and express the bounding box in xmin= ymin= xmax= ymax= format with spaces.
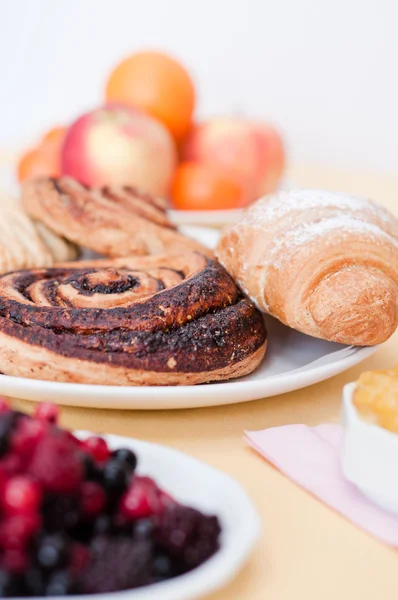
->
xmin=70 ymin=543 xmax=91 ymax=576
xmin=11 ymin=417 xmax=46 ymax=459
xmin=82 ymin=436 xmax=110 ymax=463
xmin=159 ymin=489 xmax=177 ymax=511
xmin=65 ymin=430 xmax=82 ymax=447
xmin=0 ymin=514 xmax=41 ymax=549
xmin=80 ymin=481 xmax=106 ymax=517
xmin=120 ymin=476 xmax=161 ymax=520
xmin=1 ymin=548 xmax=28 ymax=572
xmin=1 ymin=453 xmax=24 ymax=476
xmin=0 ymin=398 xmax=10 ymax=414
xmin=2 ymin=475 xmax=42 ymax=515
xmin=34 ymin=402 xmax=59 ymax=424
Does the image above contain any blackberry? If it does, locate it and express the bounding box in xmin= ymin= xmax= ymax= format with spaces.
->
xmin=80 ymin=536 xmax=152 ymax=593
xmin=155 ymin=505 xmax=221 ymax=571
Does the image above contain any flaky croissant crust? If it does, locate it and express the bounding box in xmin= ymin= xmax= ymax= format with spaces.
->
xmin=217 ymin=189 xmax=398 ymax=345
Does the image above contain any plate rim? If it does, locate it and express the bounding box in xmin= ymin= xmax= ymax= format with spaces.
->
xmin=0 ymin=345 xmax=378 ymax=410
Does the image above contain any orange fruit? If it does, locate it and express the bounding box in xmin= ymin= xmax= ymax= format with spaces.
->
xmin=17 ymin=146 xmax=60 ymax=182
xmin=41 ymin=126 xmax=67 ymax=150
xmin=105 ymin=51 xmax=195 ymax=141
xmin=17 ymin=126 xmax=66 ymax=182
xmin=171 ymin=162 xmax=247 ymax=211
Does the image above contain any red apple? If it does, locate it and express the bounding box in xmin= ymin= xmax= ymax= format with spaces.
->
xmin=182 ymin=117 xmax=285 ymax=202
xmin=61 ymin=105 xmax=177 ymax=196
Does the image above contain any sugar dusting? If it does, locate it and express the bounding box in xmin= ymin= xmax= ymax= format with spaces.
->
xmin=245 ymin=189 xmax=393 ymax=227
xmin=225 ymin=189 xmax=398 ymax=314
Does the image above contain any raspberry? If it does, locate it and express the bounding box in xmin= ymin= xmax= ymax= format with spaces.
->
xmin=0 ymin=514 xmax=41 ymax=549
xmin=120 ymin=476 xmax=162 ymax=520
xmin=34 ymin=402 xmax=59 ymax=425
xmin=10 ymin=417 xmax=46 ymax=461
xmin=159 ymin=489 xmax=177 ymax=511
xmin=1 ymin=548 xmax=28 ymax=573
xmin=82 ymin=437 xmax=110 ymax=463
xmin=1 ymin=476 xmax=42 ymax=515
xmin=155 ymin=505 xmax=221 ymax=570
xmin=28 ymin=433 xmax=83 ymax=494
xmin=0 ymin=398 xmax=10 ymax=414
xmin=80 ymin=482 xmax=106 ymax=517
xmin=0 ymin=453 xmax=24 ymax=476
xmin=70 ymin=543 xmax=91 ymax=577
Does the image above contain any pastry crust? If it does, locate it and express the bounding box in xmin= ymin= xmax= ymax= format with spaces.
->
xmin=0 ymin=253 xmax=267 ymax=385
xmin=217 ymin=189 xmax=398 ymax=346
xmin=0 ymin=197 xmax=76 ymax=273
xmin=22 ymin=177 xmax=213 ymax=258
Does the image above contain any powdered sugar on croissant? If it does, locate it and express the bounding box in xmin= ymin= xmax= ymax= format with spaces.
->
xmin=216 ymin=189 xmax=398 ymax=346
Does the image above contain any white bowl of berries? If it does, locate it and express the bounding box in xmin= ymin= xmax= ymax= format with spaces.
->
xmin=0 ymin=401 xmax=260 ymax=600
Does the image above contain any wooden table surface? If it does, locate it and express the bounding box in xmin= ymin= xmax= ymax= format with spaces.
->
xmin=11 ymin=164 xmax=398 ymax=599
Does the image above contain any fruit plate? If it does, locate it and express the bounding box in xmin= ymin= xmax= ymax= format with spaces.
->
xmin=169 ymin=179 xmax=294 ymax=228
xmin=71 ymin=432 xmax=261 ymax=600
xmin=170 ymin=207 xmax=244 ymax=227
xmin=0 ymin=225 xmax=379 ymax=409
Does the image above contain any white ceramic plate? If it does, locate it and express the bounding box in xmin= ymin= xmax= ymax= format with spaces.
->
xmin=170 ymin=207 xmax=243 ymax=227
xmin=67 ymin=432 xmax=260 ymax=600
xmin=0 ymin=225 xmax=378 ymax=409
xmin=0 ymin=319 xmax=377 ymax=409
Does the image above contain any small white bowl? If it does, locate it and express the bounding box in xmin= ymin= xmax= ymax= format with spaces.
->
xmin=341 ymin=382 xmax=398 ymax=515
xmin=51 ymin=432 xmax=261 ymax=600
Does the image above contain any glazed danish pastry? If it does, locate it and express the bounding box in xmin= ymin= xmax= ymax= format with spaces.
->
xmin=0 ymin=253 xmax=267 ymax=385
xmin=22 ymin=177 xmax=212 ymax=258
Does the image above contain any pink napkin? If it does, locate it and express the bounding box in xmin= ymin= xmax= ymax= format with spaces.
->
xmin=245 ymin=424 xmax=398 ymax=547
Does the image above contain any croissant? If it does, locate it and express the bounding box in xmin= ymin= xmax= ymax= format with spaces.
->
xmin=0 ymin=253 xmax=266 ymax=385
xmin=216 ymin=189 xmax=398 ymax=346
xmin=22 ymin=177 xmax=212 ymax=258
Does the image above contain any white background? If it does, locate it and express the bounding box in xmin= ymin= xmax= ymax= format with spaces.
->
xmin=1 ymin=0 xmax=397 ymax=173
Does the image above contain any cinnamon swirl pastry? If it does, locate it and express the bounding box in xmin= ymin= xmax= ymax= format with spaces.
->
xmin=22 ymin=177 xmax=212 ymax=258
xmin=0 ymin=253 xmax=267 ymax=385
